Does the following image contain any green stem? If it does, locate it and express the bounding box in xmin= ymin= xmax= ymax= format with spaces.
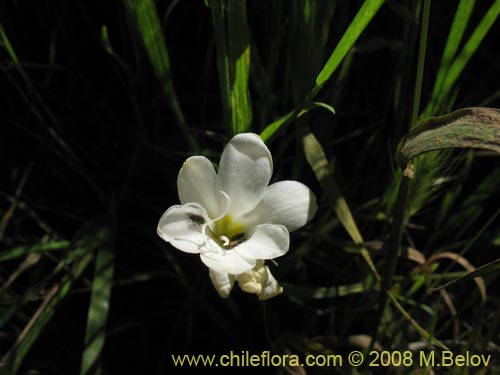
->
xmin=209 ymin=0 xmax=232 ymax=134
xmin=410 ymin=0 xmax=431 ymax=129
xmin=371 ymin=0 xmax=431 ymax=349
xmin=370 ymin=176 xmax=409 ymax=349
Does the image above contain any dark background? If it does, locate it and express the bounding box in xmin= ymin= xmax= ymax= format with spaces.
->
xmin=1 ymin=1 xmax=499 ymax=374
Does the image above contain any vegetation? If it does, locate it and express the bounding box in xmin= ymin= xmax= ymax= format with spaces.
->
xmin=1 ymin=0 xmax=500 ymax=374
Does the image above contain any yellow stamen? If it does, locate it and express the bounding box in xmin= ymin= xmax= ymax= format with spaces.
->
xmin=214 ymin=214 xmax=245 ymax=240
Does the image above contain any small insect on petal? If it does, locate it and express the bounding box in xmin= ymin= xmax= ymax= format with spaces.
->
xmin=223 ymin=233 xmax=247 ymax=249
xmin=189 ymin=214 xmax=205 ymax=225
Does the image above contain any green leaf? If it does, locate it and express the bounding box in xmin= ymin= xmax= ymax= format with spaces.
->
xmin=0 ymin=23 xmax=19 ymax=64
xmin=0 ymin=241 xmax=69 ymax=262
xmin=81 ymin=233 xmax=114 ymax=375
xmin=125 ymin=0 xmax=198 ymax=150
xmin=260 ymin=0 xmax=384 ymax=141
xmin=386 ymin=291 xmax=449 ymax=350
xmin=208 ymin=0 xmax=232 ymax=133
xmin=444 ymin=166 xmax=500 ymax=239
xmin=261 ymin=102 xmax=335 ymax=143
xmin=428 ymin=0 xmax=475 ymax=114
xmin=397 ymin=107 xmax=500 ymax=170
xmin=434 ymin=0 xmax=500 ymax=106
xmin=430 ymin=258 xmax=500 ymax=293
xmin=298 ymin=102 xmax=336 ymax=117
xmin=0 ymin=254 xmax=41 ymax=293
xmin=434 ymin=152 xmax=474 ymax=229
xmin=1 ymin=224 xmax=108 ymax=374
xmin=100 ymin=25 xmax=113 ymax=54
xmin=208 ymin=0 xmax=252 ymax=135
xmin=373 ymin=0 xmax=431 ymax=350
xmin=302 ymin=132 xmax=378 ymax=278
xmin=409 ymin=0 xmax=431 ymax=129
xmin=282 ymin=282 xmax=366 ymax=299
xmin=315 ymin=0 xmax=385 ymax=87
xmin=303 ymin=132 xmax=360 ymax=242
xmin=302 ymin=131 xmax=448 ymax=350
xmin=260 ymin=109 xmax=299 ymax=142
xmin=228 ymin=0 xmax=252 ymax=134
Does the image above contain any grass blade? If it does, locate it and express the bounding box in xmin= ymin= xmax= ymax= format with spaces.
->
xmin=445 ymin=166 xmax=500 ymax=239
xmin=228 ymin=0 xmax=252 ymax=134
xmin=0 ymin=23 xmax=19 ymax=64
xmin=302 ymin=132 xmax=379 ymax=279
xmin=374 ymin=0 xmax=431 ymax=349
xmin=260 ymin=0 xmax=385 ymax=141
xmin=282 ymin=282 xmax=366 ymax=299
xmin=434 ymin=0 xmax=500 ymax=105
xmin=315 ymin=0 xmax=385 ymax=87
xmin=427 ymin=0 xmax=475 ymax=114
xmin=0 ymin=166 xmax=31 ymax=242
xmin=426 ymin=252 xmax=486 ymax=302
xmin=208 ymin=0 xmax=252 ymax=135
xmin=387 ymin=292 xmax=449 ymax=350
xmin=0 ymin=254 xmax=93 ymax=374
xmin=302 ymin=131 xmax=448 ymax=350
xmin=0 ymin=224 xmax=108 ymax=374
xmin=434 ymin=152 xmax=474 ymax=230
xmin=0 ymin=253 xmax=41 ymax=293
xmin=208 ymin=0 xmax=232 ymax=134
xmin=409 ymin=0 xmax=431 ymax=130
xmin=125 ymin=0 xmax=198 ymax=150
xmin=0 ymin=241 xmax=69 ymax=262
xmin=80 ymin=231 xmax=114 ymax=375
xmin=430 ymin=258 xmax=500 ymax=293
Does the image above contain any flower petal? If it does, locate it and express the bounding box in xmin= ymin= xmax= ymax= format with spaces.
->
xmin=177 ymin=156 xmax=220 ymax=218
xmin=235 ymin=224 xmax=289 ymax=260
xmin=157 ymin=204 xmax=210 ymax=254
xmin=258 ymin=266 xmax=283 ymax=300
xmin=235 ymin=260 xmax=267 ymax=294
xmin=240 ymin=181 xmax=317 ymax=232
xmin=200 ymin=250 xmax=256 ymax=275
xmin=208 ymin=269 xmax=235 ymax=298
xmin=217 ymin=133 xmax=273 ymax=216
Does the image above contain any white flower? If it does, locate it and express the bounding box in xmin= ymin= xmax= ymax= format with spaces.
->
xmin=157 ymin=133 xmax=317 ymax=299
xmin=209 ymin=260 xmax=284 ymax=300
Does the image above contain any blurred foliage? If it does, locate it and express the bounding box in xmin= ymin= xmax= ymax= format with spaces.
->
xmin=1 ymin=0 xmax=500 ymax=374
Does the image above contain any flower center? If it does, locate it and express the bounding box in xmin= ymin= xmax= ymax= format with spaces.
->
xmin=199 ymin=191 xmax=247 ymax=251
xmin=214 ymin=214 xmax=244 ymax=240
xmin=214 ymin=215 xmax=246 ymax=249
